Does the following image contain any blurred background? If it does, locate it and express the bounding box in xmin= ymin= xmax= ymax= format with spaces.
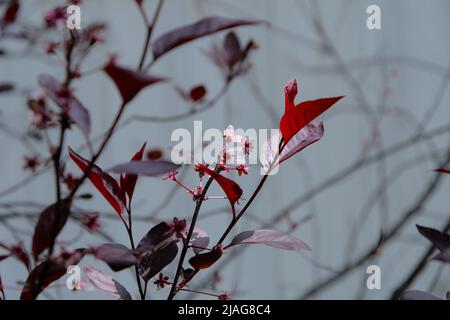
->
xmin=0 ymin=0 xmax=450 ymax=299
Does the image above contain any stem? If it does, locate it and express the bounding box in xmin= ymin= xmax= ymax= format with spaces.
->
xmin=218 ymin=143 xmax=282 ymax=245
xmin=167 ymin=174 xmax=216 ymax=300
xmin=31 ymin=31 xmax=76 ymax=299
xmin=48 ymin=122 xmax=67 ymax=257
xmin=126 ymin=212 xmax=145 ymax=300
xmin=218 ymin=174 xmax=270 ymax=245
xmin=67 ymin=0 xmax=165 ymax=200
xmin=137 ymin=0 xmax=164 ymax=70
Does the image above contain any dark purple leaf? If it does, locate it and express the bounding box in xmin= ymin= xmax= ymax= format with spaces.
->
xmin=228 ymin=229 xmax=311 ymax=251
xmin=400 ymin=290 xmax=442 ymax=300
xmin=20 ymin=260 xmax=66 ymax=300
xmin=223 ymin=31 xmax=241 ymax=68
xmin=279 ymin=121 xmax=324 ymax=163
xmin=83 ymin=264 xmax=132 ymax=300
xmin=417 ymin=225 xmax=450 ymax=251
xmin=21 ymin=249 xmax=84 ymax=300
xmin=68 ymin=97 xmax=91 ymax=137
xmin=31 ymin=198 xmax=72 ymax=259
xmin=135 ymin=222 xmax=174 ymax=254
xmin=189 ymin=245 xmax=222 ymax=270
xmin=109 ymin=160 xmax=180 ymax=177
xmin=280 ymin=78 xmax=343 ymax=144
xmin=103 ymin=58 xmax=166 ymax=103
xmin=433 ymin=248 xmax=450 ymax=263
xmin=152 ymin=16 xmax=265 ymax=60
xmin=137 ymin=240 xmax=178 ymax=282
xmin=94 ymin=243 xmax=138 ymax=271
xmin=0 ymin=82 xmax=14 ymax=93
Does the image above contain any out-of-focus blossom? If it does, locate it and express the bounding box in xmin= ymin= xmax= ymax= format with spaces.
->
xmin=44 ymin=42 xmax=60 ymax=55
xmin=163 ymin=170 xmax=178 ymax=181
xmin=203 ymin=31 xmax=258 ymax=79
xmin=153 ymin=273 xmax=170 ymax=289
xmin=82 ymin=214 xmax=101 ymax=233
xmin=27 ymin=95 xmax=55 ymax=129
xmin=170 ymin=217 xmax=187 ymax=239
xmin=63 ymin=172 xmax=81 ymax=192
xmin=44 ymin=7 xmax=66 ymax=28
xmin=218 ymin=292 xmax=231 ymax=300
xmin=81 ymin=23 xmax=106 ymax=46
xmin=23 ymin=154 xmax=42 ymax=173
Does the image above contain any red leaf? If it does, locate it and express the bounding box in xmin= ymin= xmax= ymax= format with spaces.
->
xmin=2 ymin=1 xmax=20 ymax=27
xmin=103 ymin=58 xmax=166 ymax=103
xmin=435 ymin=168 xmax=450 ymax=174
xmin=31 ymin=198 xmax=72 ymax=259
xmin=152 ymin=16 xmax=265 ymax=60
xmin=189 ymin=245 xmax=222 ymax=270
xmin=279 ymin=79 xmax=343 ymax=144
xmin=122 ymin=143 xmax=146 ymax=200
xmin=197 ymin=164 xmax=243 ymax=217
xmin=146 ymin=149 xmax=163 ymax=160
xmin=68 ymin=147 xmax=125 ymax=220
